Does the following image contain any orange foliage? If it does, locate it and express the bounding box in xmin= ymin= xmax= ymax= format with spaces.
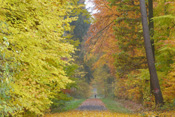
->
xmin=85 ymin=0 xmax=119 ymax=75
xmin=86 ymin=0 xmax=146 ymax=103
xmin=85 ymin=0 xmax=175 ymax=109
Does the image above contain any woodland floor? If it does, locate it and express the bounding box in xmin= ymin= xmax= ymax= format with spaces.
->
xmin=45 ymin=98 xmax=140 ymax=117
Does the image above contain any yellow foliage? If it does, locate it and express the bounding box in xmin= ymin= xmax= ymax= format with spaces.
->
xmin=45 ymin=110 xmax=175 ymax=117
xmin=0 ymin=0 xmax=80 ymax=115
xmin=114 ymin=70 xmax=152 ymax=104
xmin=162 ymin=63 xmax=175 ymax=103
xmin=144 ymin=111 xmax=175 ymax=117
xmin=45 ymin=111 xmax=140 ymax=117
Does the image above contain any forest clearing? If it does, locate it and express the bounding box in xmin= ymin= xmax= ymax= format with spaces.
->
xmin=0 ymin=0 xmax=175 ymax=116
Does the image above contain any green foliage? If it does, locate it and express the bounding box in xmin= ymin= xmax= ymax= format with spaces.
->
xmin=51 ymin=97 xmax=85 ymax=113
xmin=152 ymin=0 xmax=175 ymax=105
xmin=92 ymin=65 xmax=115 ymax=98
xmin=64 ymin=64 xmax=79 ymax=77
xmin=71 ymin=13 xmax=90 ymax=46
xmin=51 ymin=92 xmax=73 ymax=113
xmin=0 ymin=36 xmax=20 ymax=115
xmin=68 ymin=3 xmax=92 ymax=84
xmin=70 ymin=79 xmax=92 ymax=99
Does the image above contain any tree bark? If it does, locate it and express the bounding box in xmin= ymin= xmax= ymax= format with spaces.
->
xmin=148 ymin=0 xmax=154 ymax=58
xmin=148 ymin=0 xmax=154 ymax=94
xmin=139 ymin=0 xmax=164 ymax=105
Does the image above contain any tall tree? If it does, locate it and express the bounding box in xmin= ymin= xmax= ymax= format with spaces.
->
xmin=70 ymin=0 xmax=93 ymax=83
xmin=148 ymin=0 xmax=154 ymax=94
xmin=139 ymin=0 xmax=163 ymax=105
xmin=148 ymin=0 xmax=154 ymax=56
xmin=0 ymin=0 xmax=80 ymax=115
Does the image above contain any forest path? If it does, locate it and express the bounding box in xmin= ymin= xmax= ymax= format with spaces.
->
xmin=45 ymin=98 xmax=140 ymax=117
xmin=76 ymin=98 xmax=107 ymax=110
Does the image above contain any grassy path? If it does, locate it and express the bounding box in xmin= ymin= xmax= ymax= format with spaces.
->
xmin=45 ymin=98 xmax=140 ymax=117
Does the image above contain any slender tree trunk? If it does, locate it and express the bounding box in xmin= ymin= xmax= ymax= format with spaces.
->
xmin=139 ymin=0 xmax=164 ymax=105
xmin=148 ymin=0 xmax=154 ymax=94
xmin=148 ymin=0 xmax=154 ymax=58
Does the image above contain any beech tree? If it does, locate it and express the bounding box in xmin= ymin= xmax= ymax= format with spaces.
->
xmin=0 ymin=0 xmax=81 ymax=116
xmin=139 ymin=0 xmax=164 ymax=105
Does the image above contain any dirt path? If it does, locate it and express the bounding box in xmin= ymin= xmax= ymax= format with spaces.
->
xmin=76 ymin=98 xmax=107 ymax=111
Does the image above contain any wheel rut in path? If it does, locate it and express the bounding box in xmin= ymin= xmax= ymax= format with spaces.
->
xmin=76 ymin=99 xmax=107 ymax=111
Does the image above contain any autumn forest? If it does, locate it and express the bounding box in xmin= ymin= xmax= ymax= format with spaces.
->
xmin=0 ymin=0 xmax=175 ymax=116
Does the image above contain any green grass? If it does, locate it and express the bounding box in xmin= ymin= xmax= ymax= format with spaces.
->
xmin=101 ymin=98 xmax=132 ymax=113
xmin=62 ymin=98 xmax=85 ymax=111
xmin=51 ymin=98 xmax=85 ymax=113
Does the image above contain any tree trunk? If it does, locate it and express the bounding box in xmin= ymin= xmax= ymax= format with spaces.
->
xmin=148 ymin=0 xmax=154 ymax=94
xmin=139 ymin=0 xmax=164 ymax=105
xmin=148 ymin=0 xmax=154 ymax=58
